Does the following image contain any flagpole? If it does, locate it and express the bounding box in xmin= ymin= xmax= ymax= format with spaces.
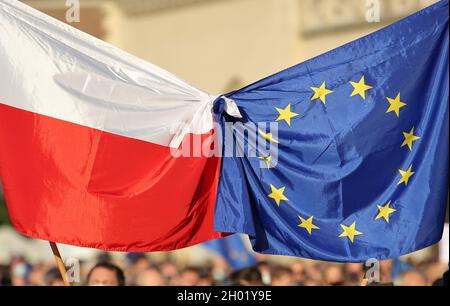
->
xmin=49 ymin=242 xmax=71 ymax=286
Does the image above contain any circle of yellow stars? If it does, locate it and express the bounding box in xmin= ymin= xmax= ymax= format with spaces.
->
xmin=259 ymin=75 xmax=421 ymax=244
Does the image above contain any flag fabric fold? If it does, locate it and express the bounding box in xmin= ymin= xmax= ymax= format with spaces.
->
xmin=213 ymin=0 xmax=449 ymax=262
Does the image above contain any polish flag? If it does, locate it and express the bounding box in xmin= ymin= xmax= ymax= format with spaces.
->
xmin=0 ymin=0 xmax=227 ymax=251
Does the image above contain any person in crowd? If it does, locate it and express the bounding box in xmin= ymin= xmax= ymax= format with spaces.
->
xmin=396 ymin=270 xmax=428 ymax=286
xmin=174 ymin=267 xmax=202 ymax=286
xmin=128 ymin=253 xmax=151 ymax=272
xmin=27 ymin=263 xmax=47 ymax=286
xmin=124 ymin=253 xmax=150 ymax=285
xmin=432 ymin=264 xmax=449 ymax=286
xmin=0 ymin=265 xmax=11 ymax=286
xmin=86 ymin=262 xmax=125 ymax=286
xmin=322 ymin=264 xmax=345 ymax=286
xmin=229 ymin=266 xmax=264 ymax=286
xmin=425 ymin=261 xmax=447 ymax=285
xmin=135 ymin=267 xmax=167 ymax=286
xmin=290 ymin=261 xmax=306 ymax=284
xmin=303 ymin=262 xmax=324 ymax=286
xmin=271 ymin=266 xmax=296 ymax=286
xmin=197 ymin=270 xmax=215 ymax=286
xmin=343 ymin=263 xmax=364 ymax=285
xmin=159 ymin=260 xmax=179 ymax=283
xmin=379 ymin=259 xmax=393 ymax=283
xmin=9 ymin=256 xmax=31 ymax=286
xmin=45 ymin=267 xmax=65 ymax=286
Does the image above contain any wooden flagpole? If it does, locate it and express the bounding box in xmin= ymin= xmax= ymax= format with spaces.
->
xmin=49 ymin=242 xmax=71 ymax=286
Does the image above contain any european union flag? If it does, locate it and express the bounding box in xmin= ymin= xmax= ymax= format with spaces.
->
xmin=202 ymin=235 xmax=257 ymax=270
xmin=213 ymin=1 xmax=449 ymax=262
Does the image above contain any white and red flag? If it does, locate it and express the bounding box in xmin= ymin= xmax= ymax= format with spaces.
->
xmin=0 ymin=0 xmax=226 ymax=251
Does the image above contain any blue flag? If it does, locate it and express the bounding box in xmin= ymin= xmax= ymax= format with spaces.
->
xmin=213 ymin=1 xmax=449 ymax=262
xmin=202 ymin=235 xmax=257 ymax=270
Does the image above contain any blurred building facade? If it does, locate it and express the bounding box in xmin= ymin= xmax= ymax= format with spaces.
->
xmin=22 ymin=0 xmax=437 ymax=93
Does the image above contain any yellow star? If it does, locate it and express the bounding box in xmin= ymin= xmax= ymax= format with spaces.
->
xmin=386 ymin=93 xmax=407 ymax=118
xmin=375 ymin=201 xmax=397 ymax=223
xmin=398 ymin=165 xmax=415 ymax=186
xmin=311 ymin=82 xmax=333 ymax=104
xmin=339 ymin=222 xmax=363 ymax=243
xmin=276 ymin=104 xmax=299 ymax=126
xmin=268 ymin=184 xmax=288 ymax=207
xmin=298 ymin=215 xmax=320 ymax=235
xmin=401 ymin=127 xmax=420 ymax=151
xmin=258 ymin=129 xmax=279 ymax=144
xmin=259 ymin=155 xmax=272 ymax=168
xmin=350 ymin=76 xmax=373 ymax=100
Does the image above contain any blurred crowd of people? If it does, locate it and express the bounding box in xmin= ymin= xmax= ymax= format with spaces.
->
xmin=0 ymin=251 xmax=447 ymax=286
